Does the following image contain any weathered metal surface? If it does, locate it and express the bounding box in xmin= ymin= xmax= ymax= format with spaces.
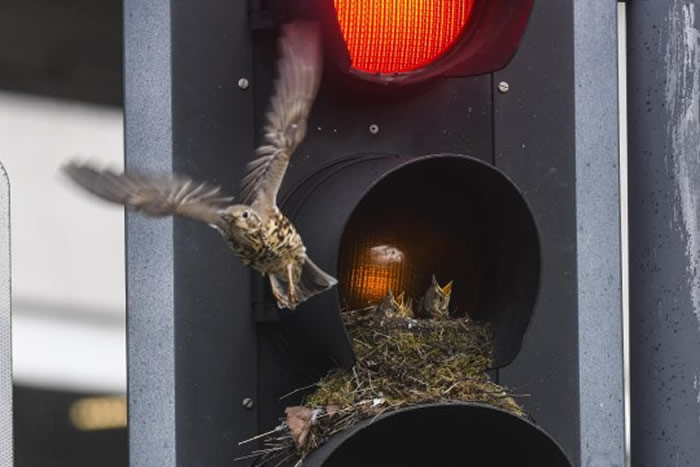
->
xmin=628 ymin=0 xmax=700 ymax=465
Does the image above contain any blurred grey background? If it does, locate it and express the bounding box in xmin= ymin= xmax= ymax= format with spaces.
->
xmin=0 ymin=0 xmax=126 ymax=465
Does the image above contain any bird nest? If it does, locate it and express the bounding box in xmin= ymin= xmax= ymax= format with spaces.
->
xmin=244 ymin=307 xmax=526 ymax=466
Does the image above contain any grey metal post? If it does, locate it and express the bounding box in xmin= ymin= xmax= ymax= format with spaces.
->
xmin=627 ymin=0 xmax=700 ymax=465
xmin=573 ymin=3 xmax=626 ymax=466
xmin=0 ymin=162 xmax=12 ymax=467
xmin=124 ymin=1 xmax=175 ymax=465
xmin=124 ymin=0 xmax=257 ymax=464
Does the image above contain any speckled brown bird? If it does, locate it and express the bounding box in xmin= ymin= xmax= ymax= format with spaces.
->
xmin=415 ymin=275 xmax=453 ymax=319
xmin=63 ymin=21 xmax=336 ymax=310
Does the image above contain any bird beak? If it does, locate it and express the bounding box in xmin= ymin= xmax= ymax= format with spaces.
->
xmin=441 ymin=280 xmax=454 ymax=296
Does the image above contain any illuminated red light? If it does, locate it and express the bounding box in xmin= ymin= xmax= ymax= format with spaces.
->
xmin=333 ymin=0 xmax=476 ymax=74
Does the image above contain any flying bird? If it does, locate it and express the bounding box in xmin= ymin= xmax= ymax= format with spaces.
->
xmin=63 ymin=21 xmax=336 ymax=310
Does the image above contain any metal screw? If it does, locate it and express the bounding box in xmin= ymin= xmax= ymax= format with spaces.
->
xmin=242 ymin=398 xmax=254 ymax=409
xmin=369 ymin=124 xmax=380 ymax=134
xmin=238 ymin=78 xmax=249 ymax=90
xmin=497 ymin=81 xmax=510 ymax=93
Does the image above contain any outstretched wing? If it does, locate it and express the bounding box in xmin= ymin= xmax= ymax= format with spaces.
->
xmin=239 ymin=21 xmax=322 ymax=211
xmin=63 ymin=162 xmax=234 ymax=227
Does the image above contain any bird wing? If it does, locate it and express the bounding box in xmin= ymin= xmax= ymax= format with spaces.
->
xmin=238 ymin=21 xmax=322 ymax=212
xmin=63 ymin=162 xmax=234 ymax=227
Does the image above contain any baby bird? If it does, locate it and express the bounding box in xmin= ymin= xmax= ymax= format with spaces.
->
xmin=415 ymin=275 xmax=453 ymax=319
xmin=376 ymin=289 xmax=400 ymax=317
xmin=376 ymin=290 xmax=414 ymax=319
xmin=394 ymin=291 xmax=414 ymax=319
xmin=63 ymin=21 xmax=336 ymax=310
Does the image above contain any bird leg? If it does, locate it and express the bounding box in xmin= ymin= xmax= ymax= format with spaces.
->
xmin=287 ymin=263 xmax=298 ymax=306
xmin=269 ymin=274 xmax=288 ymax=309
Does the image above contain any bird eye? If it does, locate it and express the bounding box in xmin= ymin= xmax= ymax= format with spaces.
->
xmin=242 ymin=210 xmax=249 ymax=219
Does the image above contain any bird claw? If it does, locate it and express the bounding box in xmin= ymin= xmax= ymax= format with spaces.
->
xmin=270 ymin=277 xmax=288 ymax=309
xmin=288 ymin=286 xmax=299 ymax=307
xmin=287 ymin=263 xmax=299 ymax=307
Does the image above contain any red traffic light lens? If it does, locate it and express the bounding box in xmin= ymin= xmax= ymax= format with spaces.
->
xmin=333 ymin=0 xmax=476 ymax=74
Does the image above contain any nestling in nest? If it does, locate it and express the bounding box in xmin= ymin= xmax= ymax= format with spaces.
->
xmin=245 ymin=280 xmax=527 ymax=466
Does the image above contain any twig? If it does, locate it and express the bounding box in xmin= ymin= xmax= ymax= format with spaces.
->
xmin=239 ymin=425 xmax=285 ymax=446
xmin=279 ymin=382 xmax=318 ymax=401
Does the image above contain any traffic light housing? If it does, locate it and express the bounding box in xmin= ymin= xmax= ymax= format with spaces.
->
xmin=124 ymin=0 xmax=624 ymax=465
xmin=253 ymin=0 xmax=573 ymax=462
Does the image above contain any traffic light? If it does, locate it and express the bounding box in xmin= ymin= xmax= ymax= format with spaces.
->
xmin=124 ymin=0 xmax=624 ymax=465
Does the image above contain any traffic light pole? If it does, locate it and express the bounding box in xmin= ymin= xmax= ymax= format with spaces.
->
xmin=0 ymin=163 xmax=12 ymax=467
xmin=124 ymin=0 xmax=258 ymax=465
xmin=124 ymin=2 xmax=176 ymax=464
xmin=572 ymin=2 xmax=626 ymax=465
xmin=628 ymin=1 xmax=700 ymax=465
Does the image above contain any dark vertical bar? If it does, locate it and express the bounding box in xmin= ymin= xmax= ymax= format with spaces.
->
xmin=170 ymin=0 xmax=258 ymax=464
xmin=494 ymin=0 xmax=581 ymax=462
xmin=125 ymin=0 xmax=258 ymax=464
xmin=0 ymin=162 xmax=12 ymax=467
xmin=628 ymin=1 xmax=700 ymax=466
xmin=124 ymin=0 xmax=176 ymax=465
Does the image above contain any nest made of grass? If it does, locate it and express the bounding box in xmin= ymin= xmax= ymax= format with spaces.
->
xmin=247 ymin=308 xmax=526 ymax=466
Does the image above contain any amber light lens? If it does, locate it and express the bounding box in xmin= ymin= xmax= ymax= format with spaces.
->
xmin=344 ymin=237 xmax=416 ymax=307
xmin=333 ymin=0 xmax=476 ymax=74
xmin=338 ymin=163 xmax=483 ymax=314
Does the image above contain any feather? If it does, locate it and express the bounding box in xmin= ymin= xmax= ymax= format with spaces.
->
xmin=63 ymin=162 xmax=234 ymax=227
xmin=239 ymin=21 xmax=322 ymax=211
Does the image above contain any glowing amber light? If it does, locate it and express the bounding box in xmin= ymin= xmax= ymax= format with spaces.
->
xmin=333 ymin=0 xmax=475 ymax=74
xmin=347 ymin=244 xmax=413 ymax=306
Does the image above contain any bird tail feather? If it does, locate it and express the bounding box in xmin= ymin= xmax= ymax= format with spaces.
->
xmin=269 ymin=258 xmax=337 ymax=310
xmin=296 ymin=257 xmax=337 ymax=303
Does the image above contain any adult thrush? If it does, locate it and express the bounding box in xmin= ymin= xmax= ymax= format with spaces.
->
xmin=63 ymin=21 xmax=336 ymax=310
